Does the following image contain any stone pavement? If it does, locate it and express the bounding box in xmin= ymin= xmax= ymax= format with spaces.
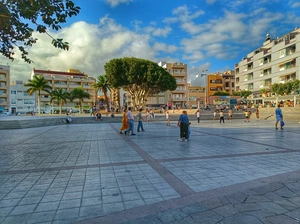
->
xmin=0 ymin=119 xmax=299 ymax=224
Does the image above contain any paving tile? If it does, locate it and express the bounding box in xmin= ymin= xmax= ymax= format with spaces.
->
xmin=58 ymin=199 xmax=81 ymax=209
xmin=81 ymin=197 xmax=102 ymax=206
xmin=54 ymin=207 xmax=80 ymax=220
xmin=35 ymin=201 xmax=60 ymax=212
xmin=10 ymin=204 xmax=37 ymax=215
xmin=0 ymin=198 xmax=21 ymax=207
xmin=79 ymin=205 xmax=105 ymax=218
xmin=27 ymin=211 xmax=56 ymax=224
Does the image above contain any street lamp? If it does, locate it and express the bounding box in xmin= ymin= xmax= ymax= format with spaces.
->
xmin=196 ymin=69 xmax=208 ymax=108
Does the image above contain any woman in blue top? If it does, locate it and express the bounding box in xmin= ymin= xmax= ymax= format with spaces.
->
xmin=177 ymin=110 xmax=189 ymax=141
xmin=275 ymin=104 xmax=284 ymax=130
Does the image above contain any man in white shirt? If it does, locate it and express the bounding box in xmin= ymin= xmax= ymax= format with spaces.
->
xmin=124 ymin=107 xmax=136 ymax=135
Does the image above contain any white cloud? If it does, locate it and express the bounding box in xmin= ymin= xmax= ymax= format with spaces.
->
xmin=291 ymin=2 xmax=300 ymax=7
xmin=144 ymin=26 xmax=172 ymax=37
xmin=163 ymin=5 xmax=205 ymax=24
xmin=5 ymin=16 xmax=162 ymax=82
xmin=182 ymin=51 xmax=205 ymax=63
xmin=153 ymin=43 xmax=177 ymax=53
xmin=105 ymin=0 xmax=132 ymax=7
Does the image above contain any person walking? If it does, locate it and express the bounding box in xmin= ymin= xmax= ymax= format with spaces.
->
xmin=146 ymin=109 xmax=150 ymax=123
xmin=255 ymin=107 xmax=259 ymax=120
xmin=196 ymin=109 xmax=200 ymax=123
xmin=275 ymin=104 xmax=284 ymax=130
xmin=91 ymin=105 xmax=95 ymax=116
xmin=177 ymin=110 xmax=189 ymax=141
xmin=213 ymin=110 xmax=217 ymax=120
xmin=137 ymin=108 xmax=145 ymax=132
xmin=124 ymin=107 xmax=136 ymax=135
xmin=166 ymin=111 xmax=171 ymax=126
xmin=219 ymin=110 xmax=225 ymax=123
xmin=120 ymin=108 xmax=129 ymax=134
xmin=228 ymin=108 xmax=233 ymax=122
xmin=244 ymin=110 xmax=250 ymax=122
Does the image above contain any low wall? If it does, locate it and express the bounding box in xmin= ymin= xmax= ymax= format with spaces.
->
xmin=258 ymin=107 xmax=300 ymax=121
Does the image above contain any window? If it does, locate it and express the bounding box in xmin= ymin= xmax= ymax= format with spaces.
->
xmin=11 ymin=99 xmax=16 ymax=104
xmin=279 ymin=49 xmax=285 ymax=58
xmin=11 ymin=90 xmax=16 ymax=94
xmin=23 ymin=92 xmax=29 ymax=96
xmin=17 ymin=99 xmax=23 ymax=104
xmin=24 ymin=99 xmax=34 ymax=104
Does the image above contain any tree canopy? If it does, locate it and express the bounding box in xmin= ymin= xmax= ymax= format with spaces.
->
xmin=233 ymin=90 xmax=252 ymax=98
xmin=24 ymin=74 xmax=52 ymax=114
xmin=213 ymin=91 xmax=230 ymax=96
xmin=270 ymin=80 xmax=300 ymax=96
xmin=0 ymin=0 xmax=80 ymax=63
xmin=93 ymin=75 xmax=111 ymax=112
xmin=70 ymin=86 xmax=90 ymax=114
xmin=104 ymin=57 xmax=177 ymax=109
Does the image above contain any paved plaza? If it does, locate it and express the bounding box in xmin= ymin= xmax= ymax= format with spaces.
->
xmin=0 ymin=119 xmax=300 ymax=224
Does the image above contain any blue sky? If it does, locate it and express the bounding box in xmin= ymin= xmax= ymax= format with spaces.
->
xmin=3 ymin=0 xmax=300 ymax=83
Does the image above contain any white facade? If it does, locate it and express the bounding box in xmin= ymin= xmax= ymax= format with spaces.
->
xmin=235 ymin=28 xmax=300 ymax=96
xmin=10 ymin=80 xmax=36 ymax=114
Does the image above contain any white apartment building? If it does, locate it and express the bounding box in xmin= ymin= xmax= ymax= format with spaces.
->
xmin=235 ymin=28 xmax=300 ymax=97
xmin=158 ymin=61 xmax=189 ymax=109
xmin=0 ymin=65 xmax=10 ymax=113
xmin=10 ymin=80 xmax=36 ymax=114
xmin=32 ymin=69 xmax=96 ymax=113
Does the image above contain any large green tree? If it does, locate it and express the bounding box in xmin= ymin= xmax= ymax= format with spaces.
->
xmin=104 ymin=57 xmax=177 ymax=109
xmin=233 ymin=90 xmax=252 ymax=98
xmin=271 ymin=80 xmax=300 ymax=96
xmin=0 ymin=0 xmax=80 ymax=63
xmin=24 ymin=75 xmax=52 ymax=114
xmin=50 ymin=88 xmax=70 ymax=114
xmin=93 ymin=75 xmax=111 ymax=112
xmin=70 ymin=86 xmax=90 ymax=114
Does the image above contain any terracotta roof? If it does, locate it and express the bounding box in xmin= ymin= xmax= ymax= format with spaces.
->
xmin=34 ymin=69 xmax=85 ymax=77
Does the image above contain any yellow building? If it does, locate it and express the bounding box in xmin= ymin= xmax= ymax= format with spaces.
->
xmin=188 ymin=84 xmax=205 ymax=108
xmin=207 ymin=74 xmax=223 ymax=99
xmin=0 ymin=65 xmax=10 ymax=113
xmin=32 ymin=69 xmax=96 ymax=113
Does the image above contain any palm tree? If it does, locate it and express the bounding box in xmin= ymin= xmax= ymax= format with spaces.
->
xmin=93 ymin=75 xmax=111 ymax=112
xmin=50 ymin=88 xmax=70 ymax=114
xmin=70 ymin=86 xmax=90 ymax=114
xmin=24 ymin=75 xmax=52 ymax=114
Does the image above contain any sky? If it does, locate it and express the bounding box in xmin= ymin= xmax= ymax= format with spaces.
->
xmin=2 ymin=0 xmax=300 ymax=84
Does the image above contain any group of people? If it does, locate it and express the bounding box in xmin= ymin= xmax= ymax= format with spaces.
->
xmin=117 ymin=104 xmax=285 ymax=140
xmin=119 ymin=107 xmax=145 ymax=135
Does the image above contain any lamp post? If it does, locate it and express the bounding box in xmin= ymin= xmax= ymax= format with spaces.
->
xmin=197 ymin=69 xmax=208 ymax=108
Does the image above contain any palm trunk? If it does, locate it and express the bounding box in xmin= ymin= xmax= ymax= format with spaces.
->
xmin=104 ymin=93 xmax=110 ymax=112
xmin=38 ymin=92 xmax=41 ymax=114
xmin=59 ymin=100 xmax=62 ymax=114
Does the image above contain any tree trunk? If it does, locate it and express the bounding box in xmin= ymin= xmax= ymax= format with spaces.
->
xmin=38 ymin=93 xmax=41 ymax=114
xmin=104 ymin=93 xmax=110 ymax=112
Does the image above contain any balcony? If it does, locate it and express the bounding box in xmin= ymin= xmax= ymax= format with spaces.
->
xmin=172 ymin=89 xmax=186 ymax=93
xmin=171 ymin=97 xmax=186 ymax=101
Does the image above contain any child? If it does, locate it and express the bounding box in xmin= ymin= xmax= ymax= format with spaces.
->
xmin=166 ymin=111 xmax=171 ymax=126
xmin=213 ymin=110 xmax=217 ymax=120
xmin=219 ymin=110 xmax=225 ymax=123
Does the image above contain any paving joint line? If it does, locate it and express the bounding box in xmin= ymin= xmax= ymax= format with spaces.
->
xmin=109 ymin=124 xmax=195 ymax=197
xmin=0 ymin=160 xmax=146 ymax=175
xmin=76 ymin=168 xmax=300 ymax=224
